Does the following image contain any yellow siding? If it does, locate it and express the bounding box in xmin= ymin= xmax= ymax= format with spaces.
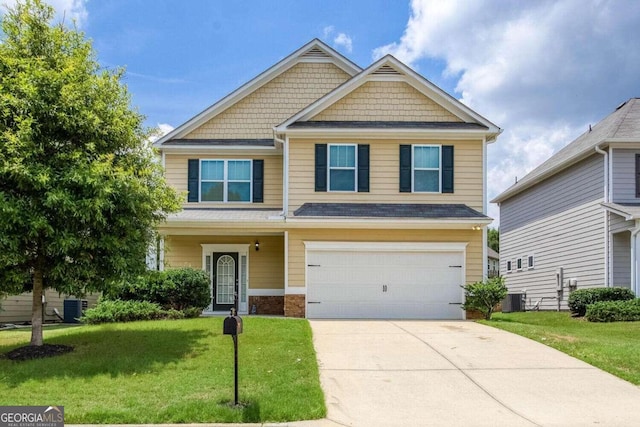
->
xmin=185 ymin=62 xmax=350 ymax=139
xmin=0 ymin=290 xmax=99 ymax=323
xmin=311 ymin=81 xmax=462 ymax=122
xmin=164 ymin=235 xmax=284 ymax=290
xmin=287 ymin=229 xmax=483 ymax=288
xmin=164 ymin=153 xmax=283 ymax=208
xmin=288 ymin=138 xmax=483 ymax=213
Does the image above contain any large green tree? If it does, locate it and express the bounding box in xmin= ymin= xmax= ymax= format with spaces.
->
xmin=488 ymin=227 xmax=499 ymax=253
xmin=0 ymin=0 xmax=181 ymax=345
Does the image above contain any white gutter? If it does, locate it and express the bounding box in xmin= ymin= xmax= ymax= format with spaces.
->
xmin=595 ymin=144 xmax=609 ymax=287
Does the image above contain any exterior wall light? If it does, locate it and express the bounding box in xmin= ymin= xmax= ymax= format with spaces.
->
xmin=255 ymin=241 xmax=260 ymax=251
xmin=472 ymin=225 xmax=482 ymax=231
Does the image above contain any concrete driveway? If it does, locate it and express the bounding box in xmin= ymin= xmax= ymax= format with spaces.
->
xmin=310 ymin=320 xmax=640 ymax=427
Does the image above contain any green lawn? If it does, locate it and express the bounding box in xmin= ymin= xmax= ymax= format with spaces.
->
xmin=0 ymin=317 xmax=325 ymax=423
xmin=480 ymin=312 xmax=640 ymax=385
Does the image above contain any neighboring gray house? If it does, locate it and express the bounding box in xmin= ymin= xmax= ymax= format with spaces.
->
xmin=492 ymin=98 xmax=640 ymax=310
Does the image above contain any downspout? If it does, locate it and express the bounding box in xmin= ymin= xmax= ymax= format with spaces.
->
xmin=482 ymin=136 xmax=488 ymax=280
xmin=273 ymin=130 xmax=287 ymax=218
xmin=595 ymin=145 xmax=609 ymax=287
xmin=632 ymin=223 xmax=640 ymax=296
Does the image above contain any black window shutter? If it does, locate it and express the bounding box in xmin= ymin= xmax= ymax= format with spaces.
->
xmin=442 ymin=145 xmax=454 ymax=193
xmin=357 ymin=144 xmax=370 ymax=192
xmin=253 ymin=160 xmax=264 ymax=203
xmin=399 ymin=145 xmax=412 ymax=192
xmin=315 ymin=144 xmax=327 ymax=192
xmin=636 ymin=154 xmax=640 ymax=197
xmin=187 ymin=159 xmax=199 ymax=202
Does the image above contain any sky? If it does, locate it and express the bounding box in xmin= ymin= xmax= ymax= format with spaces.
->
xmin=3 ymin=0 xmax=640 ymax=226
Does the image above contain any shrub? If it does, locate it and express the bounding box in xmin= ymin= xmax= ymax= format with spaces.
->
xmin=164 ymin=268 xmax=211 ymax=310
xmin=568 ymin=287 xmax=635 ymax=317
xmin=461 ymin=276 xmax=508 ymax=320
xmin=585 ymin=299 xmax=640 ymax=322
xmin=81 ymin=300 xmax=165 ymax=324
xmin=111 ymin=267 xmax=210 ymax=311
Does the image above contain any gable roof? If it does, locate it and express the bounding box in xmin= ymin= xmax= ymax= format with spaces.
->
xmin=275 ymin=55 xmax=501 ymax=141
xmin=155 ymin=39 xmax=361 ymax=146
xmin=493 ymin=98 xmax=640 ymax=203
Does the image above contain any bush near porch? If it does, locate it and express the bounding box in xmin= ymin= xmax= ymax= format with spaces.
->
xmin=0 ymin=317 xmax=325 ymax=423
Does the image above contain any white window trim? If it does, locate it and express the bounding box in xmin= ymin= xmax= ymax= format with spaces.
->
xmin=506 ymin=260 xmax=512 ymax=273
xmin=527 ymin=254 xmax=535 ymax=270
xmin=412 ymin=144 xmax=442 ymax=193
xmin=516 ymin=257 xmax=523 ymax=271
xmin=327 ymin=143 xmax=357 ymax=192
xmin=199 ymin=159 xmax=253 ymax=203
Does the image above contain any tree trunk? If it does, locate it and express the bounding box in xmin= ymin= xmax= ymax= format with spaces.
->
xmin=30 ymin=267 xmax=44 ymax=346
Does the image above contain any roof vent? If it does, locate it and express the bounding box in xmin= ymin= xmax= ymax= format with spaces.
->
xmin=372 ymin=64 xmax=403 ymax=76
xmin=302 ymin=46 xmax=330 ymax=59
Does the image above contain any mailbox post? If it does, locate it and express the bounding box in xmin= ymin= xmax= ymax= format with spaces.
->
xmin=223 ymin=308 xmax=243 ymax=405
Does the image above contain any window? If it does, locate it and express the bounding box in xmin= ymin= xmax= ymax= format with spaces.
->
xmin=506 ymin=260 xmax=512 ymax=273
xmin=516 ymin=258 xmax=523 ymax=271
xmin=328 ymin=144 xmax=357 ymax=191
xmin=413 ymin=145 xmax=441 ymax=192
xmin=200 ymin=160 xmax=252 ymax=202
xmin=527 ymin=255 xmax=535 ymax=269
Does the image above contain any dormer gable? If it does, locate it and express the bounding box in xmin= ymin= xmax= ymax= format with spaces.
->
xmin=156 ymin=39 xmax=361 ymax=146
xmin=276 ymin=55 xmax=501 ymax=142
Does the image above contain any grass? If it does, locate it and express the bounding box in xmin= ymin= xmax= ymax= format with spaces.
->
xmin=480 ymin=312 xmax=640 ymax=385
xmin=0 ymin=317 xmax=325 ymax=423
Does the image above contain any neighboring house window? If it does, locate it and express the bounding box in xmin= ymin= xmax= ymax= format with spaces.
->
xmin=328 ymin=144 xmax=357 ymax=191
xmin=636 ymin=154 xmax=640 ymax=197
xmin=506 ymin=260 xmax=512 ymax=273
xmin=201 ymin=159 xmax=252 ymax=202
xmin=315 ymin=144 xmax=369 ymax=192
xmin=399 ymin=145 xmax=454 ymax=193
xmin=413 ymin=145 xmax=441 ymax=192
xmin=527 ymin=255 xmax=535 ymax=269
xmin=516 ymin=257 xmax=523 ymax=271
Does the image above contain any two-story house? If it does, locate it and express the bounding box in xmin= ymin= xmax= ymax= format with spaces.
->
xmin=154 ymin=39 xmax=501 ymax=319
xmin=493 ymin=98 xmax=640 ymax=310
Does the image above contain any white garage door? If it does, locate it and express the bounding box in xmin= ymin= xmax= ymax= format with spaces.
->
xmin=306 ymin=243 xmax=466 ymax=319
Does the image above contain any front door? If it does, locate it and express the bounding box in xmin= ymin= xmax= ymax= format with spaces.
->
xmin=213 ymin=252 xmax=238 ymax=311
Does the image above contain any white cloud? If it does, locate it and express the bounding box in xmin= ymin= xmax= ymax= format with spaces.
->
xmin=374 ymin=0 xmax=640 ymax=226
xmin=334 ymin=33 xmax=353 ymax=53
xmin=149 ymin=123 xmax=175 ymax=143
xmin=322 ymin=25 xmax=334 ymax=39
xmin=322 ymin=25 xmax=354 ymax=53
xmin=1 ymin=0 xmax=88 ymax=27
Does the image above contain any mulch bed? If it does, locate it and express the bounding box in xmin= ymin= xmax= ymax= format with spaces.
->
xmin=4 ymin=344 xmax=74 ymax=361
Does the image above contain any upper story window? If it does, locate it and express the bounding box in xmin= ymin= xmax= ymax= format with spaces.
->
xmin=413 ymin=145 xmax=441 ymax=192
xmin=400 ymin=144 xmax=453 ymax=193
xmin=201 ymin=159 xmax=252 ymax=202
xmin=315 ymin=144 xmax=369 ymax=193
xmin=329 ymin=144 xmax=357 ymax=191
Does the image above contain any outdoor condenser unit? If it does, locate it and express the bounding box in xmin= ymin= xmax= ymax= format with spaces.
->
xmin=63 ymin=299 xmax=88 ymax=323
xmin=502 ymin=293 xmax=525 ymax=312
